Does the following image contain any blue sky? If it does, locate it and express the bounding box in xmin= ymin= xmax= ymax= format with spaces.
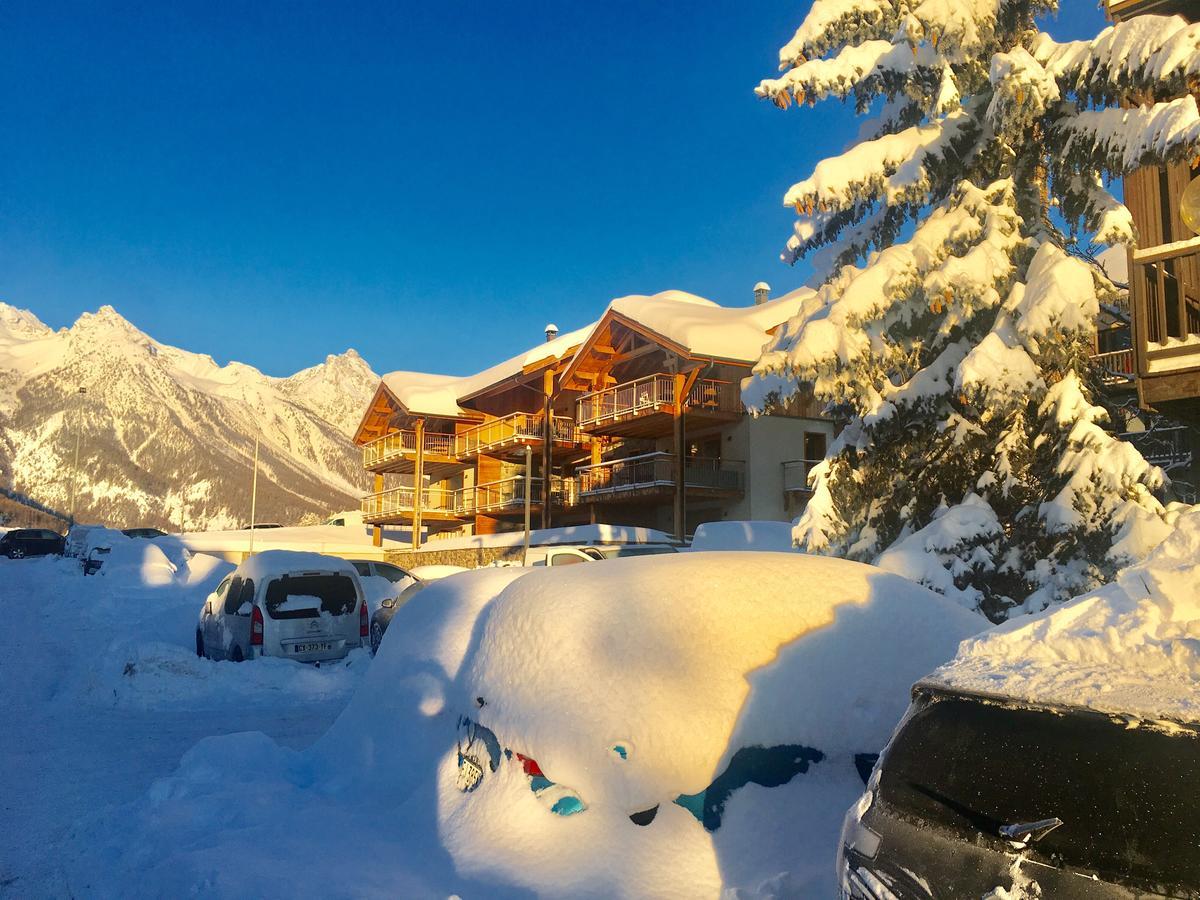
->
xmin=0 ymin=1 xmax=1108 ymax=377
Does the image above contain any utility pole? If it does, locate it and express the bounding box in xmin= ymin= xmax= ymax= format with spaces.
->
xmin=523 ymin=443 xmax=532 ymax=565
xmin=69 ymin=387 xmax=87 ymax=522
xmin=248 ymin=435 xmax=260 ymax=555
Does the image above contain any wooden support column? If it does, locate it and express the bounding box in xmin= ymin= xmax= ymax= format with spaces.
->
xmin=541 ymin=368 xmax=554 ymax=529
xmin=372 ymin=472 xmax=384 ymax=547
xmin=673 ymin=372 xmax=686 ymax=541
xmin=412 ymin=418 xmax=425 ymax=550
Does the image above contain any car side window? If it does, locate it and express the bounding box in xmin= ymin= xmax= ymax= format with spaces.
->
xmin=225 ymin=577 xmax=254 ymax=615
xmin=549 ymin=552 xmax=586 ymax=566
xmin=376 ymin=563 xmax=411 ymax=582
xmin=222 ymin=576 xmax=243 ymax=615
xmin=352 ymin=562 xmax=372 ymax=577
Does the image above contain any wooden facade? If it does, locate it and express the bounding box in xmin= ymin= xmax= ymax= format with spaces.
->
xmin=355 ymin=303 xmax=831 ymax=547
xmin=1110 ymin=0 xmax=1200 ymax=420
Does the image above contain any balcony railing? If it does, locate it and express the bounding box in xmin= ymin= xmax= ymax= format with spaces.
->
xmin=782 ymin=458 xmax=824 ymax=494
xmin=362 ymin=429 xmax=458 ymax=469
xmin=363 ymin=475 xmax=572 ymax=519
xmin=1133 ymin=236 xmax=1200 ymax=352
xmin=576 ymin=374 xmax=741 ymax=429
xmin=361 ymin=485 xmax=461 ymax=520
xmin=1091 ymin=348 xmax=1135 ymax=386
xmin=456 ymin=413 xmax=581 ymax=459
xmin=577 ymin=452 xmax=744 ymax=498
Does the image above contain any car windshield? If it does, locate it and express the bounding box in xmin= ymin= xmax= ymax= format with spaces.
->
xmin=264 ymin=574 xmax=357 ymax=620
xmin=878 ymin=692 xmax=1200 ymax=890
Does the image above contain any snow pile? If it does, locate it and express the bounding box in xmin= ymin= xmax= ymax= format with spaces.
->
xmin=929 ymin=507 xmax=1200 ymax=723
xmin=689 ymin=520 xmax=797 ymax=552
xmin=67 ymin=555 xmax=983 ymax=897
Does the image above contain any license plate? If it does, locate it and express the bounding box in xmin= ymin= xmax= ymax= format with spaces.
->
xmin=292 ymin=642 xmax=333 ymax=654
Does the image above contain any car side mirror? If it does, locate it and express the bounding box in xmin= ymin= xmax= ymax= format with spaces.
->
xmin=381 ymin=598 xmax=396 ymax=610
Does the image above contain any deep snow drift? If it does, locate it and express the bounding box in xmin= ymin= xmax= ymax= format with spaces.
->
xmin=64 ymin=553 xmax=984 ymax=898
xmin=0 ymin=549 xmax=371 ymax=897
xmin=930 ymin=507 xmax=1200 ymax=723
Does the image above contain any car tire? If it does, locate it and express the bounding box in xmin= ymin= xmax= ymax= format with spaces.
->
xmin=370 ymin=621 xmax=384 ymax=656
xmin=9 ymin=547 xmax=24 ymax=559
xmin=195 ymin=631 xmax=205 ymax=659
xmin=230 ymin=645 xmax=244 ymax=663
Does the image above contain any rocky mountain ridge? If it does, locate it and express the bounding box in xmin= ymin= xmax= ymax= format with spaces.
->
xmin=0 ymin=302 xmax=379 ymax=530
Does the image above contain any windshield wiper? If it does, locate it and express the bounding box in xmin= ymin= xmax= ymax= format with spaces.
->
xmin=1000 ymin=817 xmax=1063 ymax=844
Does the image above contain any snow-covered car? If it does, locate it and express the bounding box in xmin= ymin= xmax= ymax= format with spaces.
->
xmin=196 ymin=550 xmax=367 ymax=663
xmin=121 ymin=527 xmax=167 ymax=540
xmin=368 ymin=577 xmax=428 ymax=655
xmin=838 ymin=682 xmax=1200 ymax=899
xmin=840 ymin=518 xmax=1200 ymax=900
xmin=438 ymin=552 xmax=984 ymax=895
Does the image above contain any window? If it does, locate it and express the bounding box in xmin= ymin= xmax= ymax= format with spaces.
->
xmin=225 ymin=578 xmax=254 ymax=615
xmin=374 ymin=563 xmax=412 ymax=583
xmin=224 ymin=577 xmax=243 ymax=612
xmin=803 ymin=431 xmax=826 ymax=463
xmin=878 ymin=694 xmax=1200 ymax=890
xmin=264 ymin=574 xmax=357 ymax=620
xmin=548 ymin=552 xmax=587 ymax=566
xmin=214 ymin=576 xmax=232 ymax=600
xmin=352 ymin=562 xmax=372 ymax=578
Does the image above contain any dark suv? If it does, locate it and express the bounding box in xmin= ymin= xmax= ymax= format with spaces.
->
xmin=0 ymin=528 xmax=66 ymax=559
xmin=839 ymin=682 xmax=1200 ymax=898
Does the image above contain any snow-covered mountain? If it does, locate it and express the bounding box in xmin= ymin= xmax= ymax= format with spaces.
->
xmin=0 ymin=303 xmax=379 ymax=530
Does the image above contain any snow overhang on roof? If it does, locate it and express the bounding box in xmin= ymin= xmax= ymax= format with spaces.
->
xmin=559 ymin=288 xmax=816 ymax=390
xmin=357 ymin=322 xmax=596 ymax=433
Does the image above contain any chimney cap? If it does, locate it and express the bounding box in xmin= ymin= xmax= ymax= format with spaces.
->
xmin=544 ymin=323 xmax=559 ymax=342
xmin=753 ymin=281 xmax=771 ymax=292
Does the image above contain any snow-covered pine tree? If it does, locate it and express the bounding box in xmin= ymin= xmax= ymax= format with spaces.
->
xmin=747 ymin=2 xmax=1200 ymax=621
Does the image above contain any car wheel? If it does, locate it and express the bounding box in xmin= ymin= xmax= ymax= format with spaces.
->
xmin=370 ymin=621 xmax=384 ymax=656
xmin=8 ymin=547 xmax=24 ymax=559
xmin=195 ymin=631 xmax=205 ymax=659
xmin=230 ymin=645 xmax=244 ymax=663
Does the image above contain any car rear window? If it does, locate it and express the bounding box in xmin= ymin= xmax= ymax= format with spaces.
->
xmin=878 ymin=693 xmax=1200 ymax=890
xmin=264 ymin=574 xmax=357 ymax=620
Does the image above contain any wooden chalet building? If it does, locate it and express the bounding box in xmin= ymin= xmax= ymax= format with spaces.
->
xmin=1108 ymin=0 xmax=1200 ymax=420
xmin=352 ymin=288 xmax=834 ymax=548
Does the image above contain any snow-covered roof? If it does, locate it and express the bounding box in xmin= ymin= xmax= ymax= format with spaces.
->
xmin=373 ymin=287 xmax=814 ymax=421
xmin=379 ymin=322 xmax=594 ymax=419
xmin=605 ymin=288 xmax=814 ymax=362
xmin=181 ymin=525 xmax=409 ymax=555
xmin=234 ymin=549 xmax=359 ymax=581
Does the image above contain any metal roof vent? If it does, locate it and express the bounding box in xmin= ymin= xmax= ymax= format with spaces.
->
xmin=753 ymin=282 xmax=771 ymax=305
xmin=545 ymin=323 xmax=559 ymax=342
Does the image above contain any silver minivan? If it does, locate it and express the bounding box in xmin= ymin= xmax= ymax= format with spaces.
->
xmin=196 ymin=551 xmax=366 ymax=663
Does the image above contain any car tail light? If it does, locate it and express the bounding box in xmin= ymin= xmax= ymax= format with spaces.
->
xmin=251 ymin=605 xmax=264 ymax=646
xmin=359 ymin=600 xmax=368 ymax=638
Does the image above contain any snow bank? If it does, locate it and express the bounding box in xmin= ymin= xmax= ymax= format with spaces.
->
xmin=689 ymin=520 xmax=797 ymax=552
xmin=929 ymin=507 xmax=1200 ymax=723
xmin=71 ymin=556 xmax=983 ymax=897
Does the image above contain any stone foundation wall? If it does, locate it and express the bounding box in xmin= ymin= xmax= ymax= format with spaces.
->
xmin=383 ymin=545 xmax=526 ymax=570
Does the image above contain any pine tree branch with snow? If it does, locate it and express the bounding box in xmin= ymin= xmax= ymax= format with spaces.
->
xmin=747 ymin=1 xmax=1198 ymax=620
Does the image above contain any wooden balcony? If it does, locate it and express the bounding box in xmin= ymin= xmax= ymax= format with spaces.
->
xmin=1091 ymin=348 xmax=1136 ymax=388
xmin=456 ymin=413 xmax=585 ymax=460
xmin=576 ymin=452 xmax=744 ymax=503
xmin=362 ymin=429 xmax=464 ymax=478
xmin=1131 ymin=235 xmax=1200 ymax=415
xmin=362 ymin=476 xmax=575 ymax=524
xmin=361 ymin=485 xmax=465 ymax=525
xmin=575 ymin=374 xmax=741 ymax=437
